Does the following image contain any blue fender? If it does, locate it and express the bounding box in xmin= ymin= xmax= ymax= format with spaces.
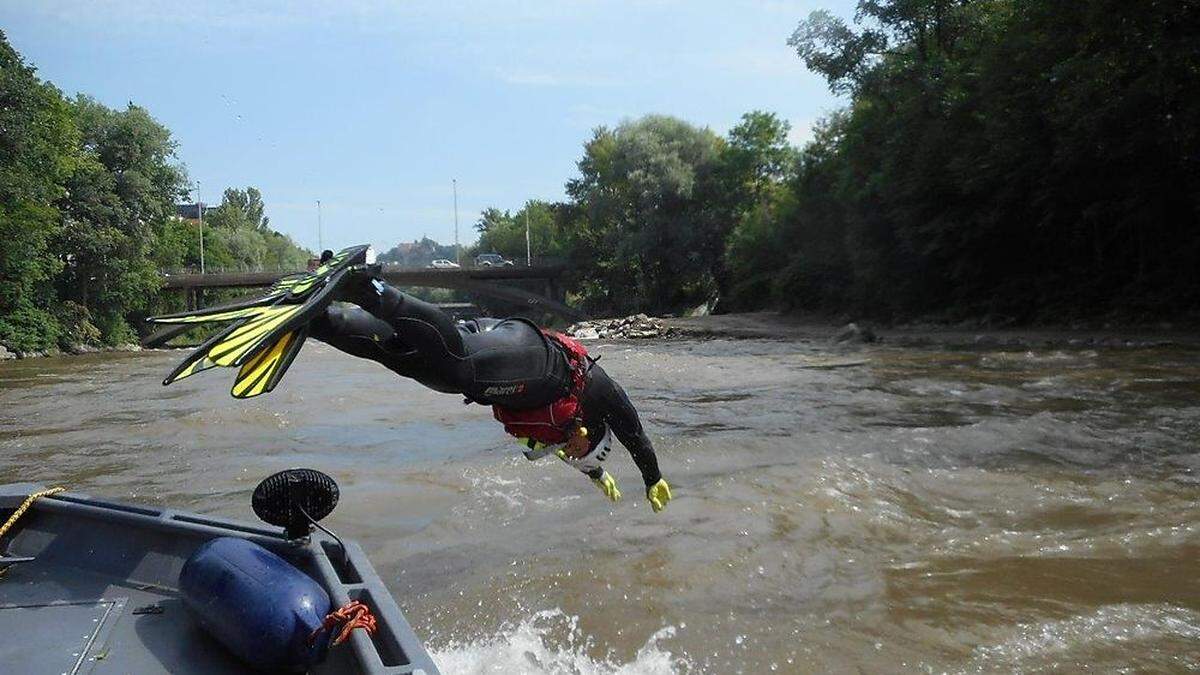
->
xmin=180 ymin=537 xmax=332 ymax=670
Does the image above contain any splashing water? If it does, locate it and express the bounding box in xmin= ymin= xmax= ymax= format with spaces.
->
xmin=429 ymin=608 xmax=688 ymax=675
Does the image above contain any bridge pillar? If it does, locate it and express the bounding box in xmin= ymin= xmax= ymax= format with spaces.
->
xmin=546 ymin=279 xmax=565 ymax=305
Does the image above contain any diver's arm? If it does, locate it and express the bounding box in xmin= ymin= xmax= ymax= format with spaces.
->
xmin=583 ymin=366 xmax=662 ymax=487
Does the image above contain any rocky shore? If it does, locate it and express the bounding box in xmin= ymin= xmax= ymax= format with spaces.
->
xmin=0 ymin=343 xmax=142 ymax=361
xmin=560 ymin=311 xmax=1198 ymax=349
xmin=566 ymin=314 xmax=677 ymax=340
xmin=662 ymin=311 xmax=1200 ymax=349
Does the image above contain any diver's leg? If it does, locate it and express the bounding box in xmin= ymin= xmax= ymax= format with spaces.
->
xmin=346 ymin=281 xmax=466 ymax=360
xmin=458 ymin=317 xmax=505 ymax=334
xmin=309 ymin=304 xmax=399 ymax=363
xmin=310 ymin=304 xmax=468 ymax=393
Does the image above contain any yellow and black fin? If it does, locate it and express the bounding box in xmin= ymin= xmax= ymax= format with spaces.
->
xmin=266 ymin=244 xmax=369 ymax=300
xmin=152 ymin=243 xmax=371 ymax=398
xmin=148 ymin=244 xmax=369 ymax=326
xmin=162 ymin=320 xmax=246 ymax=385
xmin=214 ymin=261 xmax=361 ymax=369
xmin=203 ymin=304 xmax=309 ymax=367
xmin=231 ymin=327 xmax=308 ymax=398
xmin=148 ymin=293 xmax=287 ymax=325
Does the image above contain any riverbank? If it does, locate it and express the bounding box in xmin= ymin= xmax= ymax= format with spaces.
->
xmin=0 ymin=342 xmax=143 ymax=361
xmin=4 ymin=311 xmax=1196 ymax=363
xmin=663 ymin=311 xmax=1200 ymax=349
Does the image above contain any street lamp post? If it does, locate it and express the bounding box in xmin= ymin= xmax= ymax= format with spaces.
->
xmin=196 ymin=181 xmax=205 ymax=274
xmin=452 ymin=179 xmax=460 ymax=266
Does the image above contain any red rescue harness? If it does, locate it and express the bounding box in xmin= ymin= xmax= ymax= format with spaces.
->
xmin=492 ymin=331 xmax=590 ymax=445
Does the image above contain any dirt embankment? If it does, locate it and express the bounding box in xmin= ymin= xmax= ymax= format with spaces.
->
xmin=661 ymin=311 xmax=1200 ymax=349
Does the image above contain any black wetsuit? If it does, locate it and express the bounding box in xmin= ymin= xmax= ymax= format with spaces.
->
xmin=309 ymin=281 xmax=662 ymax=487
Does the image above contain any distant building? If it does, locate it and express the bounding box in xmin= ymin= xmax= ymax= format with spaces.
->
xmin=175 ymin=203 xmax=218 ymax=220
xmin=377 ymin=237 xmax=458 ymax=268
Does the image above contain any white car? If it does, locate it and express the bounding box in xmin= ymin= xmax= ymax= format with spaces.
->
xmin=428 ymin=259 xmax=460 ymax=269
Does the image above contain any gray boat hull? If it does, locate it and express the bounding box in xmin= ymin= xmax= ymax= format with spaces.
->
xmin=0 ymin=483 xmax=439 ymax=674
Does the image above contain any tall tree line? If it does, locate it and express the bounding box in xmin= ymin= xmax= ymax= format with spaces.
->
xmin=475 ymin=113 xmax=792 ymax=316
xmin=758 ymin=0 xmax=1200 ymax=321
xmin=479 ymin=0 xmax=1199 ymax=322
xmin=8 ymin=0 xmax=1195 ymax=347
xmin=0 ymin=33 xmax=309 ymax=353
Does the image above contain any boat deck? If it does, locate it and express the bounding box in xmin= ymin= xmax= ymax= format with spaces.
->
xmin=0 ymin=483 xmax=438 ymax=674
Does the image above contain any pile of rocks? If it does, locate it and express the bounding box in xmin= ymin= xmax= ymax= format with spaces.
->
xmin=835 ymin=322 xmax=877 ymax=344
xmin=567 ymin=314 xmax=675 ymax=340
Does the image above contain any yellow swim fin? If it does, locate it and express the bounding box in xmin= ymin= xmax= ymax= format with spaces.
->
xmin=150 ymin=244 xmax=371 ymax=397
xmin=231 ymin=327 xmax=308 ymax=398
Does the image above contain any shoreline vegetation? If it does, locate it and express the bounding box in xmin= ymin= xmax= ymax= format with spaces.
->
xmin=470 ymin=2 xmax=1199 ymax=327
xmin=5 ymin=0 xmax=1198 ymax=360
xmin=6 ymin=311 xmax=1195 ymax=363
xmin=4 ymin=309 xmax=1195 ymax=362
xmin=0 ymin=33 xmax=311 ymax=357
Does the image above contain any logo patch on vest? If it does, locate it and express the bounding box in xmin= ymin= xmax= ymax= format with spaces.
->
xmin=484 ymin=383 xmax=527 ymax=396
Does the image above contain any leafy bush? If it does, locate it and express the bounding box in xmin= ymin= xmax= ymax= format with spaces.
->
xmin=94 ymin=311 xmax=137 ymax=346
xmin=53 ymin=301 xmax=101 ymax=347
xmin=0 ymin=304 xmax=60 ymax=353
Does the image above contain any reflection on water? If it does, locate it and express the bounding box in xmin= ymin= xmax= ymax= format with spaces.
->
xmin=2 ymin=339 xmax=1199 ymax=672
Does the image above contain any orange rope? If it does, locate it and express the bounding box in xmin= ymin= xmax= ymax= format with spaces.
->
xmin=308 ymin=600 xmax=378 ymax=647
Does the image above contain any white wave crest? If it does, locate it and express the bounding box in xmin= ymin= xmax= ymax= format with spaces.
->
xmin=429 ymin=608 xmax=689 ymax=674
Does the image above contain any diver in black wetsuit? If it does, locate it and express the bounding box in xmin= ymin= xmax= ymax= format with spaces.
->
xmin=308 ymin=269 xmax=673 ymax=512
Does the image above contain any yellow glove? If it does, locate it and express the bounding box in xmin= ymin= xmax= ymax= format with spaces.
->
xmin=592 ymin=470 xmax=622 ymax=502
xmin=646 ymin=478 xmax=672 ymax=513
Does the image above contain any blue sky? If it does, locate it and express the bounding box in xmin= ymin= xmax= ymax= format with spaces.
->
xmin=1 ymin=0 xmax=852 ymax=252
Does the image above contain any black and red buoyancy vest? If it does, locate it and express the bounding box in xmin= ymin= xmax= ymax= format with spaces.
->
xmin=492 ymin=330 xmax=590 ymax=445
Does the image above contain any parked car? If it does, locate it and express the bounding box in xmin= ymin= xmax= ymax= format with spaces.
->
xmin=475 ymin=253 xmax=515 ymax=267
xmin=428 ymin=259 xmax=460 ymax=269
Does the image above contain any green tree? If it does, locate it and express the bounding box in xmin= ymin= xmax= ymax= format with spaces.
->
xmin=474 ymin=200 xmax=567 ymax=264
xmin=57 ymin=95 xmax=188 ymax=343
xmin=567 ymin=115 xmax=725 ymax=313
xmin=474 ymin=207 xmax=507 ymax=235
xmin=722 ymin=111 xmax=797 ymax=204
xmin=0 ymin=34 xmax=313 ymax=352
xmin=199 ymin=187 xmax=309 ymax=271
xmin=768 ymin=0 xmax=1200 ymax=321
xmin=0 ymin=32 xmax=79 ymax=351
xmin=206 ymin=187 xmax=269 ymax=231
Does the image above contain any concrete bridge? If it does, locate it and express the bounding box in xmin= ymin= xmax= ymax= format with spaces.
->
xmin=160 ymin=263 xmax=583 ymax=321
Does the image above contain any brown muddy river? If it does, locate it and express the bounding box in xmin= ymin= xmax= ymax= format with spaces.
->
xmin=2 ymin=338 xmax=1199 ymax=673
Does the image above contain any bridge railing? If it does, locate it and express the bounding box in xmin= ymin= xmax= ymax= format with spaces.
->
xmin=456 ymin=256 xmax=568 ymax=268
xmin=161 ymin=258 xmax=570 ymax=276
xmin=161 ymin=266 xmax=303 ymax=276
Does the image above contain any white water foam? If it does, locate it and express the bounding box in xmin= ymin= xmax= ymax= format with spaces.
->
xmin=429 ymin=608 xmax=690 ymax=674
xmin=967 ymin=604 xmax=1200 ymax=669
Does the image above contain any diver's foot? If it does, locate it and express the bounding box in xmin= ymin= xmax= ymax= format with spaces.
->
xmin=335 ymin=264 xmax=385 ymax=307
